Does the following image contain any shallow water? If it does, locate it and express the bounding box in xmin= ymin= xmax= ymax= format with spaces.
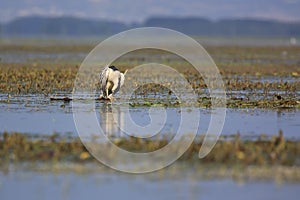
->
xmin=0 ymin=93 xmax=299 ymax=138
xmin=0 ymin=170 xmax=299 ymax=200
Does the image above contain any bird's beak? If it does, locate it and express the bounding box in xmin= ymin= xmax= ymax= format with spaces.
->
xmin=124 ymin=69 xmax=128 ymax=76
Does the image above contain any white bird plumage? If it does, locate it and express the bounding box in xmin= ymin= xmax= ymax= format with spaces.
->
xmin=99 ymin=66 xmax=127 ymax=100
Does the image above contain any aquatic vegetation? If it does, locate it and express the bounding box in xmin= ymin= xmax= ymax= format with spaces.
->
xmin=0 ymin=131 xmax=299 ymax=182
xmin=0 ymin=44 xmax=299 ymax=109
xmin=0 ymin=131 xmax=299 ymax=167
xmin=0 ymin=63 xmax=299 ymax=108
xmin=0 ymin=63 xmax=78 ymax=94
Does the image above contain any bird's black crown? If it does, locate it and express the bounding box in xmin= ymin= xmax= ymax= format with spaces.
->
xmin=109 ymin=66 xmax=119 ymax=71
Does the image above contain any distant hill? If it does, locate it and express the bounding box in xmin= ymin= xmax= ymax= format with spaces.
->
xmin=144 ymin=17 xmax=300 ymax=36
xmin=0 ymin=16 xmax=127 ymax=36
xmin=0 ymin=16 xmax=299 ymax=36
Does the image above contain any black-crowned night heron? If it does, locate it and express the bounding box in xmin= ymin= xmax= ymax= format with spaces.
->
xmin=99 ymin=66 xmax=127 ymax=100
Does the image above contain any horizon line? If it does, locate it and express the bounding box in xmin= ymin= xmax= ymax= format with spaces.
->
xmin=2 ymin=14 xmax=300 ymax=25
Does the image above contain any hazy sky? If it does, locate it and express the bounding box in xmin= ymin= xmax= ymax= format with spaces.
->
xmin=1 ymin=0 xmax=300 ymax=23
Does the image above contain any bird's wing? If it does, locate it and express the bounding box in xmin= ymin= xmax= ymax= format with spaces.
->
xmin=100 ymin=66 xmax=109 ymax=91
xmin=120 ymin=73 xmax=125 ymax=87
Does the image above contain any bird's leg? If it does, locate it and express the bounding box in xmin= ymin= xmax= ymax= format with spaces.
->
xmin=107 ymin=94 xmax=114 ymax=101
xmin=99 ymin=94 xmax=104 ymax=100
xmin=108 ymin=83 xmax=118 ymax=101
xmin=111 ymin=82 xmax=119 ymax=96
xmin=106 ymin=88 xmax=109 ymax=98
xmin=105 ymin=81 xmax=112 ymax=99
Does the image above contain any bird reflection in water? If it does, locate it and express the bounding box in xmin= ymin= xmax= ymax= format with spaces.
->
xmin=99 ymin=103 xmax=124 ymax=138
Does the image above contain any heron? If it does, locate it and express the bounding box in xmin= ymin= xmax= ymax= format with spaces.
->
xmin=99 ymin=66 xmax=127 ymax=100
